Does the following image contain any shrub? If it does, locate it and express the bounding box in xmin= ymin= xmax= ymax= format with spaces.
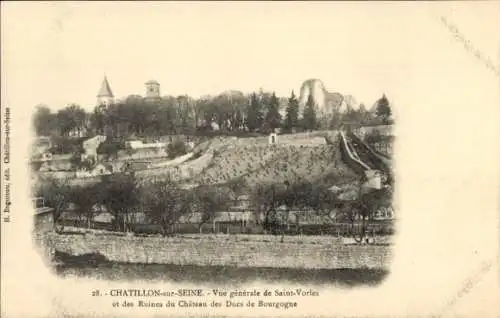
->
xmin=97 ymin=138 xmax=125 ymax=159
xmin=166 ymin=138 xmax=189 ymax=159
xmin=49 ymin=136 xmax=88 ymax=155
xmin=364 ymin=130 xmax=383 ymax=145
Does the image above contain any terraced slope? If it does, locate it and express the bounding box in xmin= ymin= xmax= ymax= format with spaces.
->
xmin=193 ymin=134 xmax=358 ymax=187
xmin=125 ymin=133 xmax=361 ymax=189
xmin=133 ymin=137 xmax=239 ymax=182
xmin=244 ymin=145 xmax=348 ymax=186
xmin=194 ymin=144 xmax=288 ymax=185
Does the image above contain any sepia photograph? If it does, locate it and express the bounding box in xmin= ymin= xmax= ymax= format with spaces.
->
xmin=32 ymin=75 xmax=395 ymax=286
xmin=2 ymin=2 xmax=499 ymax=317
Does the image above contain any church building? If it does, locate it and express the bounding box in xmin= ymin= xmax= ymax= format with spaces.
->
xmin=145 ymin=80 xmax=161 ymax=101
xmin=97 ymin=76 xmax=114 ymax=106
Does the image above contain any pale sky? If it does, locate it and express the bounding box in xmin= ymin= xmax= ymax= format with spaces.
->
xmin=1 ymin=2 xmax=499 ymax=112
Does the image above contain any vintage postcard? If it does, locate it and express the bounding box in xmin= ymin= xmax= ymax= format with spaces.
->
xmin=1 ymin=2 xmax=499 ymax=317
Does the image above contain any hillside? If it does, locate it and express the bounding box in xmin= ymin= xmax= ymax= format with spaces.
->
xmin=33 ymin=132 xmax=362 ymax=192
xmin=133 ymin=132 xmax=360 ymax=189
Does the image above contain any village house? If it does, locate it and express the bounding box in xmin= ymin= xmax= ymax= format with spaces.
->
xmin=92 ymin=163 xmax=113 ymax=175
xmin=32 ymin=151 xmax=54 ymax=162
xmin=33 ymin=197 xmax=55 ymax=234
xmin=32 ymin=136 xmax=52 ymax=156
xmin=67 ymin=122 xmax=90 ymax=138
xmin=357 ymin=124 xmax=394 ymax=138
xmin=122 ymin=160 xmax=152 ymax=172
xmin=125 ymin=140 xmax=167 ymax=150
xmin=40 ymin=152 xmax=53 ymax=161
xmin=39 ymin=160 xmax=73 ymax=172
xmin=82 ymin=135 xmax=107 ymax=162
xmin=75 ymin=162 xmax=113 ymax=178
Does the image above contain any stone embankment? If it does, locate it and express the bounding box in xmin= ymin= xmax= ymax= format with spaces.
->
xmin=44 ymin=233 xmax=392 ymax=269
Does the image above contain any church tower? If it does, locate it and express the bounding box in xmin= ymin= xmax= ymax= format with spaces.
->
xmin=145 ymin=80 xmax=160 ymax=100
xmin=97 ymin=76 xmax=115 ymax=106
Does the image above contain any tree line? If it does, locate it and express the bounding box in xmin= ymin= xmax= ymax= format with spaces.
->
xmin=33 ymin=91 xmax=393 ymax=139
xmin=36 ymin=173 xmax=392 ymax=241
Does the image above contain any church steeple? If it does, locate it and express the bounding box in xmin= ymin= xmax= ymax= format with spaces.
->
xmin=97 ymin=76 xmax=114 ymax=106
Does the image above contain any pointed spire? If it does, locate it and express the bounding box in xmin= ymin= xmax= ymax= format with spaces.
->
xmin=97 ymin=76 xmax=114 ymax=98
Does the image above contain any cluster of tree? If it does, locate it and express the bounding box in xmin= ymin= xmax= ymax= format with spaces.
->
xmin=364 ymin=129 xmax=394 ymax=146
xmin=33 ymin=104 xmax=86 ymax=137
xmin=69 ymin=146 xmax=94 ymax=171
xmin=36 ymin=173 xmax=392 ymax=242
xmin=35 ymin=174 xmax=232 ymax=235
xmin=166 ymin=137 xmax=188 ymax=159
xmin=249 ymin=179 xmax=392 ymax=242
xmin=47 ymin=136 xmax=87 ymax=155
xmin=96 ymin=138 xmax=125 ymax=161
xmin=65 ymin=138 xmax=123 ymax=171
xmin=33 ymin=91 xmax=393 ymax=139
xmin=375 ymin=94 xmax=392 ymax=125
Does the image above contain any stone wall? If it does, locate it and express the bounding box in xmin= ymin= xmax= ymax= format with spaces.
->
xmin=46 ymin=233 xmax=391 ymax=269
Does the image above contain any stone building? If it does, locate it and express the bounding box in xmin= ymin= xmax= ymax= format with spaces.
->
xmin=145 ymin=80 xmax=161 ymax=101
xmin=268 ymin=133 xmax=278 ymax=145
xmin=97 ymin=76 xmax=115 ymax=106
xmin=33 ymin=197 xmax=55 ymax=234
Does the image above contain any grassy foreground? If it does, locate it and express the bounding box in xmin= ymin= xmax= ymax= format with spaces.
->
xmin=54 ymin=257 xmax=389 ymax=287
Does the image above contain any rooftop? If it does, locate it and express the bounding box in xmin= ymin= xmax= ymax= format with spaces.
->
xmin=97 ymin=76 xmax=114 ymax=98
xmin=34 ymin=207 xmax=54 ymax=216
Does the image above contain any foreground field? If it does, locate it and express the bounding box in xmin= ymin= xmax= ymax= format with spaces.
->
xmin=43 ymin=232 xmax=392 ymax=270
xmin=54 ymin=261 xmax=389 ymax=287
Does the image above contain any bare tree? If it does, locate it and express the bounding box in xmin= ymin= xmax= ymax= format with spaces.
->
xmin=193 ymin=185 xmax=232 ymax=232
xmin=251 ymin=183 xmax=288 ymax=237
xmin=352 ymin=186 xmax=392 ymax=243
xmin=142 ymin=178 xmax=190 ymax=236
xmin=101 ymin=174 xmax=140 ymax=232
xmin=35 ymin=178 xmax=73 ymax=233
xmin=302 ymin=182 xmax=339 ymax=224
xmin=69 ymin=183 xmax=102 ymax=229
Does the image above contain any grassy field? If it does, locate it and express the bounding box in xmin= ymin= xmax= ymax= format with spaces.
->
xmin=54 ymin=260 xmax=389 ymax=287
